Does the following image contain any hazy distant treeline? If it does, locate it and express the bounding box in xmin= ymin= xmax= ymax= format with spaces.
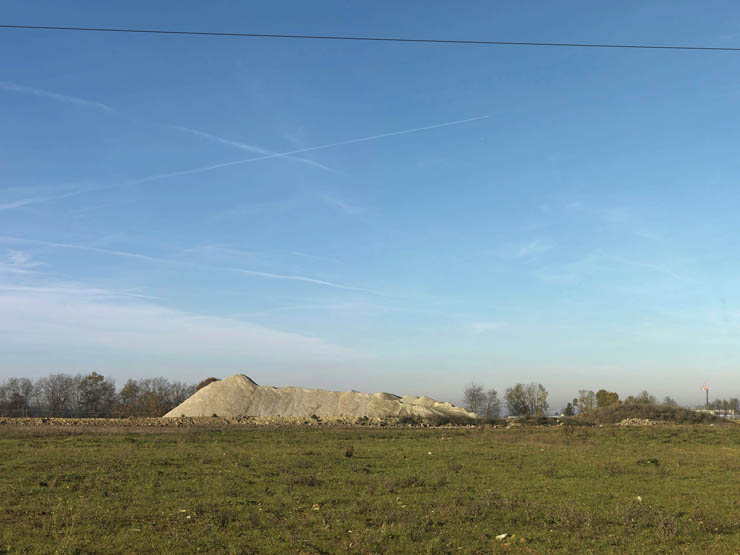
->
xmin=0 ymin=372 xmax=199 ymax=418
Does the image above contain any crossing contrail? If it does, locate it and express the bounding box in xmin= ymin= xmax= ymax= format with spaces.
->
xmin=126 ymin=115 xmax=489 ymax=186
xmin=1 ymin=115 xmax=488 ymax=209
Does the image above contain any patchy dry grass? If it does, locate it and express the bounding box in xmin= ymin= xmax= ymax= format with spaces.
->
xmin=2 ymin=424 xmax=740 ymax=553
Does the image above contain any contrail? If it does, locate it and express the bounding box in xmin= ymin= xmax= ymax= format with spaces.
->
xmin=169 ymin=125 xmax=335 ymax=172
xmin=127 ymin=115 xmax=489 ymax=186
xmin=0 ymin=235 xmax=159 ymax=262
xmin=1 ymin=115 xmax=488 ymax=207
xmin=0 ymin=189 xmax=91 ymax=212
xmin=0 ymin=81 xmax=115 ymax=112
xmin=0 ymin=235 xmax=374 ymax=293
xmin=0 ymin=80 xmax=333 ymax=172
xmin=226 ymin=267 xmax=369 ymax=292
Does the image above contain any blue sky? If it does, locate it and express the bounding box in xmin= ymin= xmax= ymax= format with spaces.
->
xmin=2 ymin=1 xmax=740 ymax=409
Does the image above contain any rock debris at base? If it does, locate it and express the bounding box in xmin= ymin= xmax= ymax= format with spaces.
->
xmin=617 ymin=418 xmax=658 ymax=426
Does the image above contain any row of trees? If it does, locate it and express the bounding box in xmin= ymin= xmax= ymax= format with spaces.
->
xmin=463 ymin=382 xmax=549 ymax=419
xmin=464 ymin=383 xmax=719 ymax=418
xmin=0 ymin=373 xmax=206 ymax=417
xmin=562 ymin=389 xmax=680 ymax=415
xmin=563 ymin=388 xmax=621 ymax=416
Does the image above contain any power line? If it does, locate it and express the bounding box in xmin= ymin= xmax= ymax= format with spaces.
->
xmin=1 ymin=23 xmax=740 ymax=53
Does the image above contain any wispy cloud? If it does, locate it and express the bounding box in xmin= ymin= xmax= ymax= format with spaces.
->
xmin=0 ymin=81 xmax=114 ymax=112
xmin=321 ymin=195 xmax=362 ymax=214
xmin=0 ymin=236 xmax=160 ymax=263
xmin=602 ymin=253 xmax=692 ymax=283
xmin=0 ymin=235 xmax=374 ymax=294
xmin=0 ymin=250 xmax=42 ymax=275
xmin=291 ymin=251 xmax=345 ymax=265
xmin=516 ymin=239 xmax=554 ymax=258
xmin=249 ymin=302 xmax=368 ymax=315
xmin=567 ymin=202 xmax=661 ymax=242
xmin=0 ymin=198 xmax=43 ymax=211
xmin=0 ymin=184 xmax=78 ymax=194
xmin=0 ymin=279 xmax=370 ymax=373
xmin=0 ymin=248 xmax=372 ymax=374
xmin=0 ymin=282 xmax=153 ymax=300
xmin=535 ymin=250 xmax=691 ymax=284
xmin=601 ymin=208 xmax=661 ymax=241
xmin=208 ymin=197 xmax=300 ymax=222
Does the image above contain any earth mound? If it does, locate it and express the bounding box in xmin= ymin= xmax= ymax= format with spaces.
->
xmin=163 ymin=374 xmax=477 ymax=421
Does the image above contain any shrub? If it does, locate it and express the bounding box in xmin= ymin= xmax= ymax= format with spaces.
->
xmin=398 ymin=414 xmax=423 ymax=426
xmin=291 ymin=474 xmax=322 ymax=487
xmin=196 ymin=377 xmax=219 ymax=391
xmin=425 ymin=414 xmax=478 ymax=427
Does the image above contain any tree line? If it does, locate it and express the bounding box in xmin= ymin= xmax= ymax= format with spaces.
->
xmin=0 ymin=373 xmax=215 ymax=417
xmin=463 ymin=382 xmax=549 ymax=420
xmin=562 ymin=389 xmax=703 ymax=415
xmin=463 ymin=383 xmax=735 ymax=419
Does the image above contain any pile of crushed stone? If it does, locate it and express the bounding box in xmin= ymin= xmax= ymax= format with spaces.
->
xmin=164 ymin=374 xmax=477 ymax=421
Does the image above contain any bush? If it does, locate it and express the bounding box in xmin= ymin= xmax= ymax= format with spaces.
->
xmin=291 ymin=474 xmax=322 ymax=487
xmin=518 ymin=415 xmax=558 ymax=426
xmin=196 ymin=377 xmax=220 ymax=391
xmin=398 ymin=414 xmax=423 ymax=426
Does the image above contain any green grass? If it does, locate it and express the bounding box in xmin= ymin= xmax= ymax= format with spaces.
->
xmin=3 ymin=424 xmax=740 ymax=553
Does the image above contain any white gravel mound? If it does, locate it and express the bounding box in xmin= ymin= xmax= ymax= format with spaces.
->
xmin=164 ymin=374 xmax=476 ymax=420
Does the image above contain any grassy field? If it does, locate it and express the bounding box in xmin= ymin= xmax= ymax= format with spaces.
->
xmin=2 ymin=423 xmax=740 ymax=553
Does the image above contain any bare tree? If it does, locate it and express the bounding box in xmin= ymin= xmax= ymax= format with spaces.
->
xmin=148 ymin=377 xmax=177 ymax=415
xmin=463 ymin=382 xmax=486 ymax=416
xmin=0 ymin=380 xmax=8 ymax=416
xmin=1 ymin=373 xmax=200 ymax=418
xmin=505 ymin=383 xmax=549 ymax=417
xmin=170 ymin=381 xmax=196 ymax=405
xmin=577 ymin=390 xmax=596 ymax=413
xmin=37 ymin=373 xmax=76 ymax=416
xmin=484 ymin=389 xmax=501 ymax=420
xmin=2 ymin=378 xmax=34 ymax=416
xmin=77 ymin=372 xmax=116 ymax=417
xmin=117 ymin=379 xmax=140 ymax=416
